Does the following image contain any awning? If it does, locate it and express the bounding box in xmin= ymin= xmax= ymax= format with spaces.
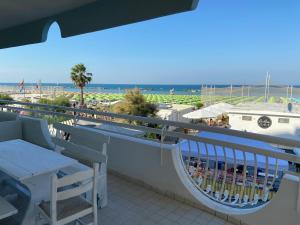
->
xmin=206 ymin=102 xmax=233 ymax=113
xmin=183 ymin=109 xmax=218 ymax=119
xmin=183 ymin=102 xmax=233 ymax=119
xmin=0 ymin=0 xmax=199 ymax=49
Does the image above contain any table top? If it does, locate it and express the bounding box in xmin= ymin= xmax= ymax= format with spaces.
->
xmin=0 ymin=139 xmax=77 ymax=181
xmin=0 ymin=196 xmax=18 ymax=220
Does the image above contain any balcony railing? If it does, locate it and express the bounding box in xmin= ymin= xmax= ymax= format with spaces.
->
xmin=0 ymin=100 xmax=300 ymax=214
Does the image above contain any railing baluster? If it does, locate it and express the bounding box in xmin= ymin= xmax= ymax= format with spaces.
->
xmin=263 ymin=156 xmax=269 ymax=201
xmin=229 ymin=148 xmax=237 ymax=203
xmin=212 ymin=145 xmax=219 ymax=196
xmin=250 ymin=153 xmax=258 ymax=202
xmin=187 ymin=140 xmax=192 ymax=171
xmin=202 ymin=143 xmax=210 ymax=190
xmin=239 ymin=151 xmax=247 ymax=205
xmin=196 ymin=142 xmax=203 ymax=186
xmin=220 ymin=147 xmax=227 ymax=200
xmin=270 ymin=159 xmax=279 ymax=187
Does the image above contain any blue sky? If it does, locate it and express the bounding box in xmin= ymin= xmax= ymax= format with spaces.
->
xmin=0 ymin=0 xmax=300 ymax=85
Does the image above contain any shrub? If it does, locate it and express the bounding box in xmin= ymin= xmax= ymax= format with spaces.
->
xmin=113 ymin=89 xmax=157 ymax=118
xmin=195 ymin=102 xmax=204 ymax=109
xmin=0 ymin=94 xmax=13 ymax=105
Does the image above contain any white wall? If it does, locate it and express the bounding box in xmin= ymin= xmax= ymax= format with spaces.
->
xmin=229 ymin=113 xmax=300 ymax=140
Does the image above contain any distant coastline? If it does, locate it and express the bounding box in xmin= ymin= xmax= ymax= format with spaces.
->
xmin=1 ymin=83 xmax=299 ymax=96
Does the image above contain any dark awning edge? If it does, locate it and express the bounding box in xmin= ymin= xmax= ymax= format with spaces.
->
xmin=0 ymin=0 xmax=199 ymax=49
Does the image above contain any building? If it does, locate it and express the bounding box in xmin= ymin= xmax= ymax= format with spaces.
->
xmin=157 ymin=104 xmax=194 ymax=123
xmin=228 ymin=103 xmax=300 ymax=141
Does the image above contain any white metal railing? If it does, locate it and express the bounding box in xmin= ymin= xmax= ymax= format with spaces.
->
xmin=0 ymin=100 xmax=300 ymax=209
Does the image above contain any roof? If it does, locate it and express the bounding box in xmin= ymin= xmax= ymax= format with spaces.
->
xmin=169 ymin=104 xmax=194 ymax=111
xmin=158 ymin=104 xmax=194 ymax=111
xmin=183 ymin=108 xmax=218 ymax=119
xmin=0 ymin=0 xmax=199 ymax=49
xmin=228 ymin=103 xmax=300 ymax=117
xmin=157 ymin=104 xmax=194 ymax=120
xmin=183 ymin=102 xmax=233 ymax=119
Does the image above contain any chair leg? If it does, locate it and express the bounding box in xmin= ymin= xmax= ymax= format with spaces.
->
xmin=94 ymin=214 xmax=98 ymax=225
xmin=94 ymin=208 xmax=98 ymax=225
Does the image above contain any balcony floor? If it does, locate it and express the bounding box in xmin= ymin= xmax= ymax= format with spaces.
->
xmin=99 ymin=174 xmax=233 ymax=225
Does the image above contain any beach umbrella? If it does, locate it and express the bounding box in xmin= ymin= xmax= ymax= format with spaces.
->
xmin=0 ymin=0 xmax=199 ymax=49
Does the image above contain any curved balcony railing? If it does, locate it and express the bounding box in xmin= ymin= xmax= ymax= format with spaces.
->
xmin=0 ymin=100 xmax=299 ymax=212
xmin=178 ymin=134 xmax=296 ymax=209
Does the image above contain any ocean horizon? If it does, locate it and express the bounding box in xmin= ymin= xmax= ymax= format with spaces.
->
xmin=1 ymin=83 xmax=299 ymax=96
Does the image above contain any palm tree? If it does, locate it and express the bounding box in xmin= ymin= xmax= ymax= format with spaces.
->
xmin=70 ymin=64 xmax=92 ymax=106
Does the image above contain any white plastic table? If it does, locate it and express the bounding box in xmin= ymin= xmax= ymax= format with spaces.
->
xmin=0 ymin=139 xmax=77 ymax=225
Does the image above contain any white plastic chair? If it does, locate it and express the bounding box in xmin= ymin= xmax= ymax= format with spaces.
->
xmin=37 ymin=163 xmax=99 ymax=225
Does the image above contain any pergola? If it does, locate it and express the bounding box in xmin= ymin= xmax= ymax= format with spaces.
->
xmin=0 ymin=0 xmax=199 ymax=49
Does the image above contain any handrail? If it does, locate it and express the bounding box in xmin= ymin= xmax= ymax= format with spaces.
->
xmin=0 ymin=100 xmax=300 ymax=165
xmin=1 ymin=100 xmax=300 ymax=148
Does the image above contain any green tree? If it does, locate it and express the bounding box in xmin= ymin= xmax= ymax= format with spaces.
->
xmin=70 ymin=64 xmax=92 ymax=106
xmin=113 ymin=88 xmax=157 ymax=120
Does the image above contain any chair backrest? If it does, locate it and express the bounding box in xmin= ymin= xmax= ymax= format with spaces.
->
xmin=52 ymin=123 xmax=109 ymax=165
xmin=0 ymin=111 xmax=18 ymax=122
xmin=18 ymin=116 xmax=55 ymax=150
xmin=50 ymin=163 xmax=99 ymax=223
xmin=0 ymin=120 xmax=22 ymax=141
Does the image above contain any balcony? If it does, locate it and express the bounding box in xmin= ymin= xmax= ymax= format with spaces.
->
xmin=0 ymin=100 xmax=299 ymax=225
xmin=102 ymin=173 xmax=231 ymax=225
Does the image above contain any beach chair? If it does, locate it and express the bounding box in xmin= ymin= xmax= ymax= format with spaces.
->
xmin=37 ymin=163 xmax=99 ymax=225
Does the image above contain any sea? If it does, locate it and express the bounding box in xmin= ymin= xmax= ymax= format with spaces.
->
xmin=0 ymin=83 xmax=233 ymax=95
xmin=0 ymin=83 xmax=300 ymax=97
